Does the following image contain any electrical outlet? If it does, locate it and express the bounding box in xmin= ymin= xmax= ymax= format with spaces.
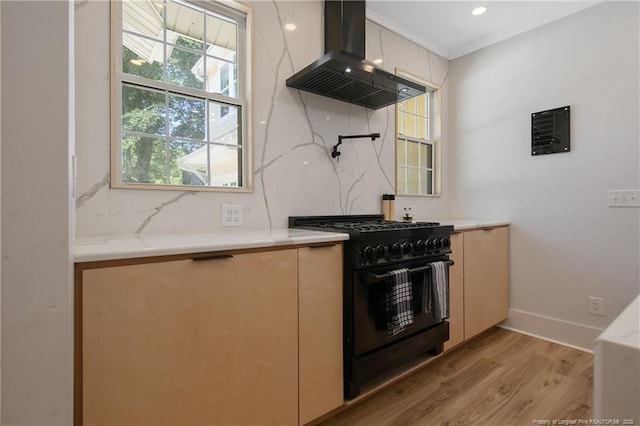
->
xmin=589 ymin=296 xmax=605 ymax=316
xmin=221 ymin=204 xmax=243 ymax=227
xmin=608 ymin=190 xmax=640 ymax=207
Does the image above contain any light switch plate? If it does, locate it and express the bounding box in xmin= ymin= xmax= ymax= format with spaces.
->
xmin=221 ymin=204 xmax=243 ymax=227
xmin=608 ymin=190 xmax=640 ymax=207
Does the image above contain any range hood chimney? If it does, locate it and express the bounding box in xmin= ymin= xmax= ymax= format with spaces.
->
xmin=286 ymin=0 xmax=426 ymax=110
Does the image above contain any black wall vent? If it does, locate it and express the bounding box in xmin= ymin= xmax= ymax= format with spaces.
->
xmin=531 ymin=106 xmax=570 ymax=155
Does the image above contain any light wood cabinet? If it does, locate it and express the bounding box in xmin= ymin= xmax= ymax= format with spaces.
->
xmin=444 ymin=226 xmax=509 ymax=351
xmin=81 ymin=250 xmax=299 ymax=425
xmin=444 ymin=232 xmax=465 ymax=351
xmin=298 ymin=244 xmax=344 ymax=425
xmin=463 ymin=226 xmax=509 ymax=339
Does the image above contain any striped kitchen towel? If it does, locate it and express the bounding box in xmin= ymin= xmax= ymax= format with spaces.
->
xmin=430 ymin=261 xmax=450 ymax=321
xmin=386 ymin=268 xmax=414 ymax=335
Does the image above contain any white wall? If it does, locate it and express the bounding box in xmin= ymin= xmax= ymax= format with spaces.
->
xmin=449 ymin=2 xmax=640 ymax=350
xmin=1 ymin=1 xmax=74 ymax=424
xmin=74 ymin=0 xmax=451 ymax=238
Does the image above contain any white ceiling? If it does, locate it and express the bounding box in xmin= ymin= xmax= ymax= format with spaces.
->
xmin=366 ymin=1 xmax=602 ymax=59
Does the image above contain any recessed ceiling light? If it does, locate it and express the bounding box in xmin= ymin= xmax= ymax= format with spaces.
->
xmin=345 ymin=67 xmax=352 ymax=73
xmin=129 ymin=58 xmax=146 ymax=66
xmin=372 ymin=58 xmax=383 ymax=65
xmin=472 ymin=6 xmax=487 ymax=16
xmin=284 ymin=23 xmax=297 ymax=31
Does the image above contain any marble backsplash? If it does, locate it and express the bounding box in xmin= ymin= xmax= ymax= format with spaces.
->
xmin=75 ymin=0 xmax=451 ymax=238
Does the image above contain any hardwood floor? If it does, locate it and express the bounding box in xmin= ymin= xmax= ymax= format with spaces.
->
xmin=320 ymin=328 xmax=593 ymax=426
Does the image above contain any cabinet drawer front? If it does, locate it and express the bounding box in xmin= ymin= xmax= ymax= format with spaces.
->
xmin=82 ymin=250 xmax=299 ymax=425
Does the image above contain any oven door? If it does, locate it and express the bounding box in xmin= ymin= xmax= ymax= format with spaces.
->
xmin=351 ymin=257 xmax=451 ymax=357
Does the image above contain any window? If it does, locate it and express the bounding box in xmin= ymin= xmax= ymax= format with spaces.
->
xmin=396 ymin=71 xmax=441 ymax=196
xmin=112 ymin=0 xmax=251 ymax=190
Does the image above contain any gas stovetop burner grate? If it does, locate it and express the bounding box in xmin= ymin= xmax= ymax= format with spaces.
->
xmin=316 ymin=220 xmax=440 ymax=232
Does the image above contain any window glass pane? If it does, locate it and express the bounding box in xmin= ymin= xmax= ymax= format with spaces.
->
xmin=122 ymin=0 xmax=164 ymax=41
xmin=426 ymin=143 xmax=433 ymax=169
xmin=419 ymin=169 xmax=426 ymax=194
xmin=417 ymin=93 xmax=426 ymax=117
xmin=172 ymin=141 xmax=207 ymax=185
xmin=397 ymin=166 xmax=406 ymax=194
xmin=165 ymin=45 xmax=205 ymax=90
xmin=404 ymin=114 xmax=416 ymax=138
xmin=426 ymin=170 xmax=433 ymax=194
xmin=122 ymin=84 xmax=166 ymax=136
xmin=404 ymin=97 xmax=416 ymax=115
xmin=122 ymin=38 xmax=164 ymax=79
xmin=169 ymin=94 xmax=205 ymax=140
xmin=121 ymin=136 xmax=168 ymax=184
xmin=166 ymin=1 xmax=205 ymax=47
xmin=173 ymin=34 xmax=204 ymax=54
xmin=407 ymin=168 xmax=419 ymax=194
xmin=417 ymin=117 xmax=427 ymax=139
xmin=209 ymin=101 xmax=240 ymax=145
xmin=197 ymin=58 xmax=237 ymax=94
xmin=407 ymin=141 xmax=419 ymax=167
xmin=396 ymin=139 xmax=406 ymax=165
xmin=396 ymin=109 xmax=404 ymax=135
xmin=419 ymin=143 xmax=428 ymax=168
xmin=210 ymin=145 xmax=241 ymax=187
xmin=206 ymin=13 xmax=237 ymax=56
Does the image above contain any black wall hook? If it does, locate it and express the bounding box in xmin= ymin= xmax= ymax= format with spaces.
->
xmin=331 ymin=133 xmax=380 ymax=161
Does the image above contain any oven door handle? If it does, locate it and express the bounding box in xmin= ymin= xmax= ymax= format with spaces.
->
xmin=362 ymin=260 xmax=454 ymax=285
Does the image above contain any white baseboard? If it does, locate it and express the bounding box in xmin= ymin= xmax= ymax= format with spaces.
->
xmin=499 ymin=309 xmax=604 ymax=353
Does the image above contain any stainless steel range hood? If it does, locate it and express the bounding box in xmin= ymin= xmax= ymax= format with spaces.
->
xmin=286 ymin=0 xmax=426 ymax=110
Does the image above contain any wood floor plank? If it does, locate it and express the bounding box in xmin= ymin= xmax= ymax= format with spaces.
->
xmin=321 ymin=328 xmax=593 ymax=426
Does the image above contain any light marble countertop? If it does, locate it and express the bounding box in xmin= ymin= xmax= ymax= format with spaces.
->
xmin=75 ymin=228 xmax=349 ymax=263
xmin=426 ymin=218 xmax=510 ymax=231
xmin=593 ymin=294 xmax=640 ymax=421
xmin=75 ymin=219 xmax=509 ymax=263
xmin=595 ymin=294 xmax=640 ymax=349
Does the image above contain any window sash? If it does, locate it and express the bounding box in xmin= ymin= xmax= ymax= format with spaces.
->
xmin=397 ymin=137 xmax=435 ymax=195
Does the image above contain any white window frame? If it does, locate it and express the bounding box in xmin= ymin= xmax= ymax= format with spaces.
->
xmin=111 ymin=0 xmax=252 ymax=192
xmin=395 ymin=70 xmax=441 ymax=197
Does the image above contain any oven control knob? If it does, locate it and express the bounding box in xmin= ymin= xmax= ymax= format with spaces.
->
xmin=375 ymin=244 xmax=386 ymax=258
xmin=416 ymin=240 xmax=426 ymax=253
xmin=401 ymin=242 xmax=414 ymax=255
xmin=390 ymin=242 xmax=401 ymax=256
xmin=442 ymin=238 xmax=451 ymax=248
xmin=426 ymin=239 xmax=436 ymax=250
xmin=363 ymin=246 xmax=376 ymax=262
xmin=433 ymin=238 xmax=443 ymax=249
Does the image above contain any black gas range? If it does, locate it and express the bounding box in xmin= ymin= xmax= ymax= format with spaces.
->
xmin=289 ymin=214 xmax=453 ymax=266
xmin=289 ymin=215 xmax=454 ymax=398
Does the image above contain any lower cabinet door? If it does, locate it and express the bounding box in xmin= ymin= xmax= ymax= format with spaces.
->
xmin=81 ymin=249 xmax=299 ymax=425
xmin=298 ymin=244 xmax=344 ymax=424
xmin=464 ymin=227 xmax=509 ymax=339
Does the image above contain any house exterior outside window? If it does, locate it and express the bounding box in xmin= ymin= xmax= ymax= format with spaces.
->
xmin=112 ymin=0 xmax=251 ymax=191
